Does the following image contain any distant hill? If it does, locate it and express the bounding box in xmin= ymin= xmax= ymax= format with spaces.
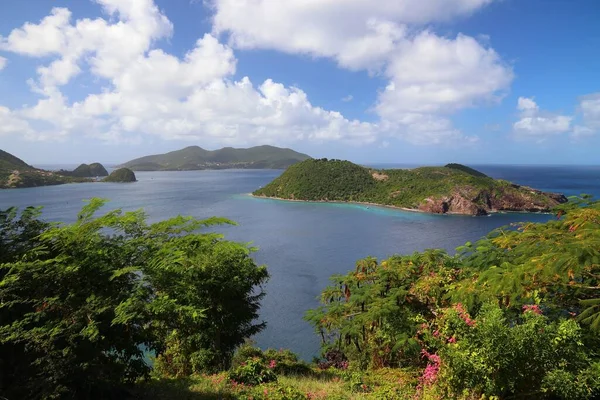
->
xmin=0 ymin=149 xmax=33 ymax=172
xmin=0 ymin=149 xmax=89 ymax=189
xmin=57 ymin=163 xmax=109 ymax=178
xmin=120 ymin=145 xmax=311 ymax=171
xmin=253 ymin=159 xmax=568 ymax=216
xmin=444 ymin=163 xmax=489 ymax=178
xmin=104 ymin=168 xmax=137 ymax=183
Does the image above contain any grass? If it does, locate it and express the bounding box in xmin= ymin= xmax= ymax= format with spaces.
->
xmin=133 ymin=368 xmax=418 ymax=399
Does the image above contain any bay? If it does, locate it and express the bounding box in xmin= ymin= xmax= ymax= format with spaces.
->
xmin=0 ymin=164 xmax=598 ymax=360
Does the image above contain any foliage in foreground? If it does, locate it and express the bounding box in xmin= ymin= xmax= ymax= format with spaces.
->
xmin=0 ymin=199 xmax=268 ymax=399
xmin=308 ymin=196 xmax=600 ymax=399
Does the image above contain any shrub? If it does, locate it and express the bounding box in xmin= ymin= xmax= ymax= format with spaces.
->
xmin=228 ymin=357 xmax=277 ymax=386
xmin=430 ymin=304 xmax=600 ymax=399
xmin=0 ymin=199 xmax=269 ymax=398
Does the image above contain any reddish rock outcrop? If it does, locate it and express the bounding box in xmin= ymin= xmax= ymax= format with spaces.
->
xmin=417 ymin=185 xmax=568 ymax=216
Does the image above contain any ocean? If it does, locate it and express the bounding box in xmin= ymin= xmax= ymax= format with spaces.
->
xmin=1 ymin=164 xmax=598 ymax=360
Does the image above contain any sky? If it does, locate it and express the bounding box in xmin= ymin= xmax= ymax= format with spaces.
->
xmin=0 ymin=0 xmax=599 ymax=165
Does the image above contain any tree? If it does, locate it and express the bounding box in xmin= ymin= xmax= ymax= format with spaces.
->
xmin=0 ymin=199 xmax=268 ymax=399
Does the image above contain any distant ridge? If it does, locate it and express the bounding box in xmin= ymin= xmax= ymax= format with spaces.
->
xmin=119 ymin=145 xmax=311 ymax=171
xmin=0 ymin=149 xmax=89 ymax=189
xmin=0 ymin=149 xmax=33 ymax=171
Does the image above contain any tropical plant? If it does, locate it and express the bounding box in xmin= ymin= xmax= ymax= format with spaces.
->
xmin=308 ymin=197 xmax=600 ymax=398
xmin=0 ymin=199 xmax=268 ymax=399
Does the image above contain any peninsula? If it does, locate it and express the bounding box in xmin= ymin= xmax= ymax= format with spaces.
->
xmin=119 ymin=145 xmax=311 ymax=171
xmin=0 ymin=149 xmax=90 ymax=189
xmin=252 ymin=159 xmax=568 ymax=215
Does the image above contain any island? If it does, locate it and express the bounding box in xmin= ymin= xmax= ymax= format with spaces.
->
xmin=57 ymin=163 xmax=109 ymax=178
xmin=0 ymin=149 xmax=90 ymax=189
xmin=119 ymin=145 xmax=311 ymax=171
xmin=252 ymin=159 xmax=568 ymax=215
xmin=104 ymin=168 xmax=137 ymax=183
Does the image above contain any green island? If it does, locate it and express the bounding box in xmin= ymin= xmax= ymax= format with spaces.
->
xmin=57 ymin=163 xmax=109 ymax=178
xmin=253 ymin=159 xmax=568 ymax=216
xmin=120 ymin=145 xmax=311 ymax=171
xmin=104 ymin=167 xmax=137 ymax=182
xmin=1 ymin=196 xmax=599 ymax=399
xmin=0 ymin=149 xmax=91 ymax=189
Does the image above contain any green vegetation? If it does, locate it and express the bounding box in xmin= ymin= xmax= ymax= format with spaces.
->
xmin=0 ymin=148 xmax=89 ymax=188
xmin=0 ymin=199 xmax=268 ymax=399
xmin=2 ymin=197 xmax=600 ymax=399
xmin=306 ymin=196 xmax=600 ymax=399
xmin=444 ymin=163 xmax=488 ymax=178
xmin=120 ymin=145 xmax=311 ymax=171
xmin=104 ymin=167 xmax=137 ymax=182
xmin=58 ymin=162 xmax=109 ymax=177
xmin=253 ymin=159 xmax=567 ymax=215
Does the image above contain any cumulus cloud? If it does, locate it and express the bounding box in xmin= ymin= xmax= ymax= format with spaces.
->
xmin=578 ymin=93 xmax=600 ymax=130
xmin=0 ymin=0 xmax=379 ymax=145
xmin=0 ymin=56 xmax=6 ymax=71
xmin=513 ymin=97 xmax=572 ymax=138
xmin=0 ymin=0 xmax=512 ymax=147
xmin=212 ymin=0 xmax=495 ymax=68
xmin=0 ymin=106 xmax=33 ymax=137
xmin=211 ymin=0 xmax=511 ymax=144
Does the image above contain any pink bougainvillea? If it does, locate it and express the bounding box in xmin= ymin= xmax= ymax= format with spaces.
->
xmin=522 ymin=304 xmax=543 ymax=315
xmin=419 ymin=349 xmax=441 ymax=386
xmin=455 ymin=303 xmax=476 ymax=327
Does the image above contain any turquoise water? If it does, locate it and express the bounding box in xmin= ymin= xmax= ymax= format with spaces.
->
xmin=0 ymin=165 xmax=598 ymax=359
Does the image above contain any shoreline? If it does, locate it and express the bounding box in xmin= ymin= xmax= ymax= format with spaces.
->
xmin=249 ymin=194 xmax=555 ymax=217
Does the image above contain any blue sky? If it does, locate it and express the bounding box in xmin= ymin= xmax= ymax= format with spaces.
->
xmin=0 ymin=0 xmax=599 ymax=165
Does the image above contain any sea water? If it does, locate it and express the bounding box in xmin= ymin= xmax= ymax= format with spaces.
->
xmin=1 ymin=164 xmax=598 ymax=359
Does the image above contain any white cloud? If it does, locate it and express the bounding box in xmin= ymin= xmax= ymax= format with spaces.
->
xmin=517 ymin=96 xmax=538 ymax=114
xmin=0 ymin=0 xmax=508 ymax=148
xmin=212 ymin=0 xmax=494 ymax=69
xmin=513 ymin=97 xmax=572 ymax=137
xmin=342 ymin=95 xmax=353 ymax=102
xmin=374 ymin=32 xmax=511 ymax=144
xmin=578 ymin=93 xmax=600 ymax=130
xmin=211 ymin=0 xmax=511 ymax=144
xmin=0 ymin=1 xmax=378 ymax=146
xmin=0 ymin=56 xmax=6 ymax=71
xmin=0 ymin=106 xmax=34 ymax=137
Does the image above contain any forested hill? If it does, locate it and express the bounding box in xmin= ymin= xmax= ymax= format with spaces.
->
xmin=120 ymin=145 xmax=311 ymax=171
xmin=253 ymin=159 xmax=568 ymax=215
xmin=0 ymin=149 xmax=89 ymax=189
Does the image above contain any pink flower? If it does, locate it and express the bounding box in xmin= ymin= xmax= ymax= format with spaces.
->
xmin=523 ymin=304 xmax=542 ymax=315
xmin=419 ymin=349 xmax=441 ymax=386
xmin=455 ymin=303 xmax=476 ymax=327
xmin=448 ymin=336 xmax=457 ymax=344
xmin=268 ymin=359 xmax=277 ymax=369
xmin=433 ymin=330 xmax=440 ymax=338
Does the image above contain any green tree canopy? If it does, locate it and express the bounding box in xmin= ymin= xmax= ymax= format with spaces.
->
xmin=0 ymin=199 xmax=268 ymax=399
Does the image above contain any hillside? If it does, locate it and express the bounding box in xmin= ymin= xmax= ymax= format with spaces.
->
xmin=120 ymin=145 xmax=311 ymax=171
xmin=0 ymin=149 xmax=89 ymax=189
xmin=253 ymin=159 xmax=568 ymax=215
xmin=104 ymin=168 xmax=137 ymax=182
xmin=58 ymin=163 xmax=109 ymax=178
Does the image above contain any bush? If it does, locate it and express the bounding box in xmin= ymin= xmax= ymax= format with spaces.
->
xmin=237 ymin=382 xmax=306 ymax=400
xmin=229 ymin=357 xmax=277 ymax=386
xmin=430 ymin=304 xmax=600 ymax=399
xmin=232 ymin=345 xmax=312 ymax=376
xmin=0 ymin=199 xmax=269 ymax=398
